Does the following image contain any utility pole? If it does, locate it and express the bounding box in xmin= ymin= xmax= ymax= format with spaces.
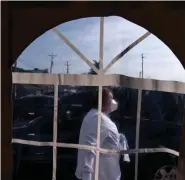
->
xmin=139 ymin=71 xmax=142 ymax=78
xmin=48 ymin=53 xmax=57 ymax=93
xmin=65 ymin=61 xmax=71 ymax=95
xmin=141 ymin=53 xmax=145 ymax=79
xmin=65 ymin=61 xmax=71 ymax=74
xmin=49 ymin=53 xmax=57 ymax=73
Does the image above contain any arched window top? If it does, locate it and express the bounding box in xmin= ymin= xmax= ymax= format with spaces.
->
xmin=13 ymin=16 xmax=185 ymax=82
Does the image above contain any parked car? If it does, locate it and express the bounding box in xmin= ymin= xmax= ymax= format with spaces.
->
xmin=12 ymin=91 xmax=184 ymax=180
xmin=12 ymin=95 xmax=61 ymax=122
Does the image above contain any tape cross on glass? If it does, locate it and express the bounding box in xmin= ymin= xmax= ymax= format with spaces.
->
xmin=12 ymin=17 xmax=184 ymax=180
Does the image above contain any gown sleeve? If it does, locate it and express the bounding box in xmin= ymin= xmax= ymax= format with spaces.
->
xmin=81 ymin=169 xmax=93 ymax=180
xmin=119 ymin=133 xmax=130 ymax=162
xmin=100 ymin=126 xmax=130 ymax=162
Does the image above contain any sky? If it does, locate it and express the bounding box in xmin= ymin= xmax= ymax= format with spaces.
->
xmin=16 ymin=16 xmax=185 ymax=82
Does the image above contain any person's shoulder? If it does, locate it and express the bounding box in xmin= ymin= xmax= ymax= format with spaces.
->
xmin=101 ymin=113 xmax=109 ymax=122
xmin=101 ymin=113 xmax=116 ymax=128
xmin=85 ymin=109 xmax=98 ymax=118
xmin=101 ymin=113 xmax=112 ymax=122
xmin=83 ymin=109 xmax=98 ymax=123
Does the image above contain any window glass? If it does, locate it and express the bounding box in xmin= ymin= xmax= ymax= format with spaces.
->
xmin=99 ymin=86 xmax=138 ymax=180
xmin=11 ymin=15 xmax=185 ymax=180
xmin=40 ymin=119 xmax=53 ymax=135
xmin=138 ymin=153 xmax=178 ymax=180
xmin=140 ymin=90 xmax=184 ymax=152
xmin=13 ymin=145 xmax=53 ymax=180
xmin=56 ymin=147 xmax=79 ymax=180
xmin=58 ymin=86 xmax=97 ymax=144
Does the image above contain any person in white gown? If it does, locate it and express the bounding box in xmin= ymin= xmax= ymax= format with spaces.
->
xmin=75 ymin=88 xmax=130 ymax=180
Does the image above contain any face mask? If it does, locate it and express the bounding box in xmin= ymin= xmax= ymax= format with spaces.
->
xmin=110 ymin=99 xmax=118 ymax=113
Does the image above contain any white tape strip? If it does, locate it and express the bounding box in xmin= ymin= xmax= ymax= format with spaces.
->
xmin=12 ymin=73 xmax=185 ymax=94
xmin=104 ymin=31 xmax=151 ymax=73
xmin=12 ymin=139 xmax=53 ymax=146
xmin=135 ymin=89 xmax=142 ymax=180
xmin=52 ymin=28 xmax=99 ymax=74
xmin=95 ymin=86 xmax=103 ymax=180
xmin=120 ymin=148 xmax=179 ymax=157
xmin=94 ymin=17 xmax=104 ymax=180
xmin=12 ymin=139 xmax=179 ymax=157
xmin=52 ymin=85 xmax=58 ymax=180
xmin=99 ymin=17 xmax=104 ymax=69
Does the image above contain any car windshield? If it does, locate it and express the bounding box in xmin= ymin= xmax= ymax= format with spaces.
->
xmin=13 ymin=116 xmax=42 ymax=128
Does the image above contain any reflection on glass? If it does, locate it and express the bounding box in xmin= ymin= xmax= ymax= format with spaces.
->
xmin=89 ymin=86 xmax=137 ymax=180
xmin=57 ymin=86 xmax=97 ymax=144
xmin=57 ymin=147 xmax=78 ymax=180
xmin=12 ymin=84 xmax=55 ymax=179
xmin=104 ymin=86 xmax=138 ymax=150
xmin=96 ymin=152 xmax=135 ymax=180
xmin=138 ymin=90 xmax=183 ymax=180
xmin=138 ymin=153 xmax=178 ymax=180
xmin=12 ymin=18 xmax=98 ymax=76
xmin=13 ymin=145 xmax=52 ymax=180
xmin=12 ymin=84 xmax=54 ymax=142
xmin=55 ymin=17 xmax=100 ymax=66
xmin=103 ymin=16 xmax=147 ymax=68
xmin=140 ymin=90 xmax=184 ymax=150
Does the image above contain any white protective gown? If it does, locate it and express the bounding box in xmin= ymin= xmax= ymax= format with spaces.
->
xmin=75 ymin=109 xmax=130 ymax=180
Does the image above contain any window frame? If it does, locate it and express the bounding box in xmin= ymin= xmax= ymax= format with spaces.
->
xmin=12 ymin=17 xmax=185 ymax=180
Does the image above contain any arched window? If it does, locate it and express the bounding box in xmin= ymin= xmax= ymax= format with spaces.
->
xmin=12 ymin=16 xmax=185 ymax=180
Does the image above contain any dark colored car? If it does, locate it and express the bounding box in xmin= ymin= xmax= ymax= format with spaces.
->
xmin=12 ymin=95 xmax=60 ymax=121
xmin=12 ymin=91 xmax=184 ymax=180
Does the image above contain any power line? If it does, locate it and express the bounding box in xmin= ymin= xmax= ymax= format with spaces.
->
xmin=19 ymin=58 xmax=31 ymax=67
xmin=18 ymin=60 xmax=33 ymax=69
xmin=48 ymin=53 xmax=57 ymax=73
xmin=18 ymin=58 xmax=35 ymax=69
xmin=19 ymin=57 xmax=47 ymax=70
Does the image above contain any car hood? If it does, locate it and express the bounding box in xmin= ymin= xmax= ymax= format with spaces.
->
xmin=13 ymin=123 xmax=28 ymax=130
